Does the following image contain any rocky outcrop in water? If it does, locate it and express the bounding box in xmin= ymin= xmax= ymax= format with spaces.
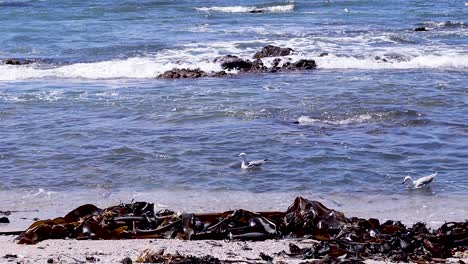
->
xmin=253 ymin=45 xmax=295 ymax=59
xmin=1 ymin=59 xmax=36 ymax=65
xmin=215 ymin=55 xmax=253 ymax=71
xmin=414 ymin=27 xmax=428 ymax=31
xmin=158 ymin=45 xmax=316 ymax=79
xmin=158 ymin=68 xmax=209 ymax=79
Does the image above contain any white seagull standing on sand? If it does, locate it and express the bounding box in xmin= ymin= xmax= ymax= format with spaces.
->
xmin=402 ymin=172 xmax=437 ymax=189
xmin=238 ymin=153 xmax=268 ymax=169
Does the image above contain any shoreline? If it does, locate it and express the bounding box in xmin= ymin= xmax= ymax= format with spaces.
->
xmin=1 ymin=189 xmax=468 ymax=232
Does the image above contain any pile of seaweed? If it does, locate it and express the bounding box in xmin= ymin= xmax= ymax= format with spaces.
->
xmin=15 ymin=197 xmax=467 ymax=262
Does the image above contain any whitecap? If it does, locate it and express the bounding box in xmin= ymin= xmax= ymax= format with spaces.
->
xmin=315 ymin=53 xmax=468 ymax=70
xmin=195 ymin=4 xmax=294 ymax=13
xmin=297 ymin=114 xmax=373 ymax=126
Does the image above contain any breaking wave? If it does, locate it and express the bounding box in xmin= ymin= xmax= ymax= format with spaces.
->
xmin=0 ymin=57 xmax=224 ymax=81
xmin=421 ymin=21 xmax=466 ymax=29
xmin=297 ymin=114 xmax=373 ymax=126
xmin=1 ymin=48 xmax=467 ymax=81
xmin=195 ymin=4 xmax=294 ymax=13
xmin=297 ymin=110 xmax=426 ymax=126
xmin=316 ymin=54 xmax=468 ymax=70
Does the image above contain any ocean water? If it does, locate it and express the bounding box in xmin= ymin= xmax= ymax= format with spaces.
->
xmin=0 ymin=0 xmax=467 ymax=228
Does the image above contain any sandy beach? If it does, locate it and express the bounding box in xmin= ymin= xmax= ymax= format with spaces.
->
xmin=1 ymin=235 xmax=467 ymax=264
xmin=2 ymin=236 xmax=298 ymax=263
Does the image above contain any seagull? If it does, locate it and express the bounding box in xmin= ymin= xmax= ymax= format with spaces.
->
xmin=238 ymin=153 xmax=268 ymax=169
xmin=402 ymin=172 xmax=437 ymax=189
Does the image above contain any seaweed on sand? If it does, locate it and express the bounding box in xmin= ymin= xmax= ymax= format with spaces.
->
xmin=14 ymin=197 xmax=468 ymax=262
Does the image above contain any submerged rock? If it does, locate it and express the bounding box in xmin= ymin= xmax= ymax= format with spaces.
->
xmin=253 ymin=45 xmax=295 ymax=59
xmin=249 ymin=9 xmax=263 ymax=13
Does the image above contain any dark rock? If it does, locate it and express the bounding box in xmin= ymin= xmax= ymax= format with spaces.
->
xmin=3 ymin=59 xmax=35 ymax=65
xmin=319 ymin=52 xmax=329 ymax=57
xmin=253 ymin=45 xmax=295 ymax=59
xmin=249 ymin=9 xmax=263 ymax=13
xmin=2 ymin=254 xmax=17 ymax=259
xmin=293 ymin=59 xmax=317 ymax=70
xmin=47 ymin=258 xmax=54 ymax=263
xmin=215 ymin=55 xmax=253 ymax=71
xmin=158 ymin=68 xmax=208 ymax=79
xmin=282 ymin=59 xmax=317 ymax=71
xmin=0 ymin=217 xmax=9 ymax=223
xmin=250 ymin=59 xmax=267 ymax=72
xmin=414 ymin=27 xmax=428 ymax=31
xmin=121 ymin=257 xmax=132 ymax=264
xmin=272 ymin=58 xmax=282 ymax=68
xmin=212 ymin=71 xmax=228 ymax=77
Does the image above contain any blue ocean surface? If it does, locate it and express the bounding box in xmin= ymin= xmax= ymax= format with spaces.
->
xmin=0 ymin=0 xmax=467 ymax=225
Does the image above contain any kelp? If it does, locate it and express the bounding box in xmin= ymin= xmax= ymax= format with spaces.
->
xmin=15 ymin=197 xmax=468 ymax=262
xmin=136 ymin=249 xmax=221 ymax=264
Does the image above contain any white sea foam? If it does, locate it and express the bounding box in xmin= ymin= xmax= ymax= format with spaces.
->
xmin=1 ymin=52 xmax=466 ymax=81
xmin=1 ymin=38 xmax=467 ymax=81
xmin=297 ymin=114 xmax=373 ymax=126
xmin=0 ymin=57 xmax=224 ymax=81
xmin=316 ymin=54 xmax=468 ymax=70
xmin=195 ymin=4 xmax=294 ymax=13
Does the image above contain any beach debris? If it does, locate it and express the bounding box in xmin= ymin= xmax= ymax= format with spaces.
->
xmin=85 ymin=256 xmax=98 ymax=262
xmin=2 ymin=254 xmax=18 ymax=259
xmin=14 ymin=197 xmax=468 ymax=262
xmin=121 ymin=257 xmax=133 ymax=264
xmin=136 ymin=249 xmax=221 ymax=264
xmin=259 ymin=252 xmax=273 ymax=262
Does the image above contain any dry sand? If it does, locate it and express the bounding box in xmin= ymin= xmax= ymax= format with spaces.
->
xmin=0 ymin=235 xmax=309 ymax=263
